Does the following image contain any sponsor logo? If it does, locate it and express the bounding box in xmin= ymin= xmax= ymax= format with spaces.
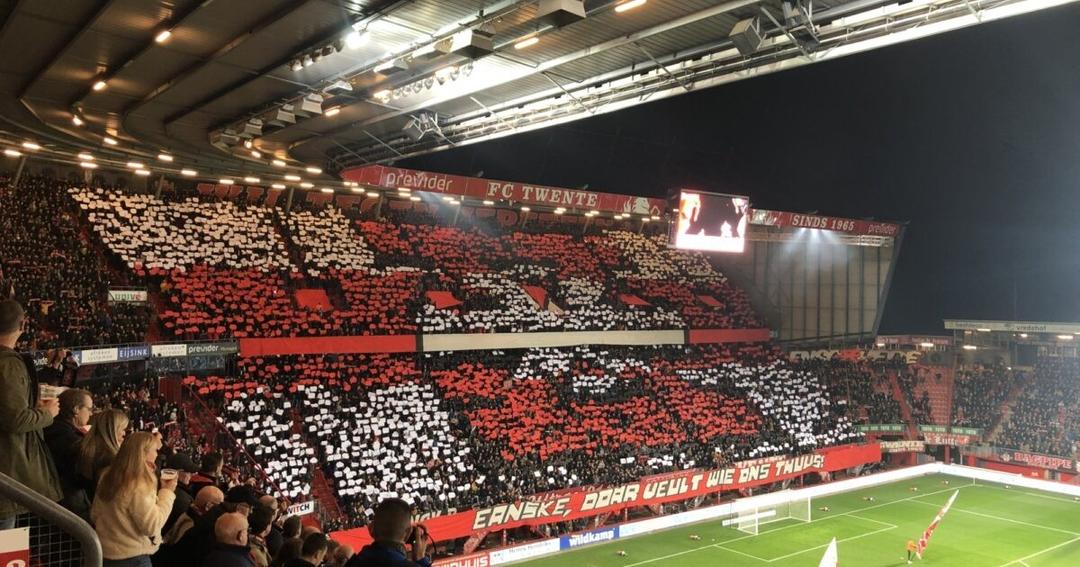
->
xmin=384 ymin=169 xmax=456 ymax=193
xmin=187 ymin=342 xmax=239 ymax=355
xmin=76 ymin=348 xmax=119 ymax=365
xmin=562 ymin=527 xmax=618 ymax=549
xmin=108 ymin=289 xmax=148 ymax=302
xmin=287 ymin=501 xmax=315 ymax=517
xmin=433 ymin=553 xmax=489 ymax=567
xmin=489 ymin=540 xmax=560 ymax=565
xmin=880 ymin=440 xmax=926 ymax=453
xmin=118 ymin=345 xmax=150 ymax=361
xmin=152 ymin=344 xmax=188 ymax=358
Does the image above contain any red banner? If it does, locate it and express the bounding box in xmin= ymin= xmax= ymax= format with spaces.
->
xmin=923 ymin=432 xmax=975 ymax=446
xmin=331 ymin=443 xmax=880 ymax=549
xmin=342 ymin=165 xmax=667 ymax=216
xmin=750 ymin=209 xmax=901 ymax=237
xmin=995 ymin=449 xmax=1077 ymax=472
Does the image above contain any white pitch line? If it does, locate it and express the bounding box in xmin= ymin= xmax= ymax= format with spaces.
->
xmin=997 ymin=536 xmax=1080 ymax=567
xmin=712 ymin=543 xmax=772 ymax=562
xmin=974 ymin=482 xmax=1080 ymax=504
xmin=623 ymin=484 xmax=964 ymax=567
xmin=908 ymin=499 xmax=1080 ymax=536
xmin=844 ymin=514 xmax=898 ymax=529
xmin=763 ymin=525 xmax=897 ymax=562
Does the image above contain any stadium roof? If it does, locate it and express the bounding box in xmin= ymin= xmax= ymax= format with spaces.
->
xmin=0 ymin=0 xmax=1074 ymax=185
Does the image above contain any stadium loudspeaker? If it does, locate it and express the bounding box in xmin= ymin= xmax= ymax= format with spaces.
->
xmin=295 ymin=94 xmax=324 ymax=117
xmin=537 ymin=0 xmax=586 ymax=28
xmin=729 ymin=18 xmax=764 ymax=56
xmin=449 ymin=29 xmax=495 ymax=59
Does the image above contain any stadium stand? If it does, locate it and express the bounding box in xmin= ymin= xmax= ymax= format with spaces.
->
xmin=996 ymin=358 xmax=1080 ymax=456
xmin=793 ymin=359 xmax=903 ymax=425
xmin=952 ymin=363 xmax=1017 ymax=430
xmin=0 ymin=177 xmax=147 ymax=349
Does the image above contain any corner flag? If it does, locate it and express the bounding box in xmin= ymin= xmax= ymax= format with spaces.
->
xmin=916 ymin=490 xmax=959 ymax=558
xmin=818 ymin=537 xmax=838 ymax=567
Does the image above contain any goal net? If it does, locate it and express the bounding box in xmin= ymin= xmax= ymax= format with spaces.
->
xmin=728 ymin=492 xmax=811 ymax=536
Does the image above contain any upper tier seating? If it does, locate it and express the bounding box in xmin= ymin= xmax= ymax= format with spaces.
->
xmin=70 ymin=187 xmax=290 ymax=274
xmin=997 ymin=358 xmax=1080 ymax=457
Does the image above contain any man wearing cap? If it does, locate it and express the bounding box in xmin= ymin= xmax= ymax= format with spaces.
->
xmin=164 ymin=452 xmax=199 ymax=532
xmin=0 ymin=299 xmax=62 ymax=528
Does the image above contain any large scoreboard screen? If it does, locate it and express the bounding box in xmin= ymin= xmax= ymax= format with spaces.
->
xmin=670 ymin=190 xmax=750 ymax=253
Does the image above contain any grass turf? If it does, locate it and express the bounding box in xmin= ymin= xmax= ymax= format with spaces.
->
xmin=515 ymin=474 xmax=1080 ymax=566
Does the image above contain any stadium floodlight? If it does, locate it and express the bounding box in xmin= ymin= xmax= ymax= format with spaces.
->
xmin=244 ymin=176 xmax=260 ymax=183
xmin=92 ymin=78 xmax=108 ymax=91
xmin=250 ymin=150 xmax=262 ymax=158
xmin=650 ymin=215 xmax=660 ymax=220
xmin=21 ymin=141 xmax=40 ymax=151
xmin=103 ymin=136 xmax=118 ymax=145
xmin=324 ymin=106 xmax=341 ymax=117
xmin=514 ymin=36 xmax=539 ymax=50
xmin=367 ymin=191 xmax=379 ymax=197
xmin=285 ymin=174 xmax=302 ymax=181
xmin=345 ymin=30 xmax=368 ymax=49
xmin=300 ymin=182 xmax=314 ymax=188
xmin=962 ymin=345 xmax=977 ymax=351
xmin=78 ymin=152 xmax=94 ymax=161
xmin=272 ymin=159 xmax=286 ymax=167
xmin=977 ymin=328 xmax=992 ymax=332
xmin=127 ymin=161 xmax=144 ymax=169
xmin=135 ymin=169 xmax=151 ymax=176
xmin=219 ymin=178 xmax=234 ymax=185
xmin=306 ymin=166 xmax=322 ymax=174
xmin=71 ymin=114 xmax=84 ymax=126
xmin=271 ymin=183 xmax=286 ymax=189
xmin=409 ymin=196 xmax=421 ymax=202
xmin=875 ymin=342 xmax=886 ymax=347
xmin=4 ymin=149 xmax=21 ymax=158
xmin=158 ymin=153 xmax=173 ymax=162
xmin=349 ymin=186 xmax=364 ymax=193
xmin=155 ymin=28 xmax=173 ymax=43
xmin=79 ymin=161 xmax=97 ymax=169
xmin=181 ymin=169 xmax=197 ymax=176
xmin=615 ymin=0 xmax=647 ymax=13
xmin=397 ymin=187 xmax=411 ymax=193
xmin=320 ymin=187 xmax=334 ymax=193
xmin=919 ymin=342 xmax=934 ymax=348
xmin=1057 ymin=335 xmax=1073 ymax=340
xmin=1019 ymin=333 xmax=1029 ymax=338
xmin=483 ymin=200 xmax=494 ymax=206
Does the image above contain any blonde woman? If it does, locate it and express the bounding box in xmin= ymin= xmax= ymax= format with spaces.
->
xmin=76 ymin=409 xmax=129 ymax=500
xmin=91 ymin=431 xmax=176 ymax=567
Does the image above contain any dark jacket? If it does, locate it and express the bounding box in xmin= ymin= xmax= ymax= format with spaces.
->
xmin=0 ymin=347 xmax=62 ymax=516
xmin=43 ymin=419 xmax=90 ymax=519
xmin=164 ymin=483 xmax=194 ymax=533
xmin=345 ymin=542 xmax=431 ymax=567
xmin=200 ymin=543 xmax=255 ymax=567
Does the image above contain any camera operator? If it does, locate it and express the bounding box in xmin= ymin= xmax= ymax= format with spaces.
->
xmin=345 ymin=498 xmax=431 ymax=567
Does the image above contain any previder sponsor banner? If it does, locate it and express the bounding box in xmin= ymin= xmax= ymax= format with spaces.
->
xmin=331 ymin=443 xmax=880 ymax=548
xmin=343 ymin=165 xmax=666 ymax=216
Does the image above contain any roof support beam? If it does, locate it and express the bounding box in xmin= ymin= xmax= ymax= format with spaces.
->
xmin=18 ymin=0 xmax=115 ymax=100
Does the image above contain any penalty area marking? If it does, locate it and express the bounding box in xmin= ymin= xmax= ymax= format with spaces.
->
xmin=623 ymin=484 xmax=962 ymax=567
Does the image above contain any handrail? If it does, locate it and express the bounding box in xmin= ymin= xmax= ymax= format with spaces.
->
xmin=0 ymin=471 xmax=102 ymax=567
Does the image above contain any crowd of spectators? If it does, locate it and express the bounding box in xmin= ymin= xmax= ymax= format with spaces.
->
xmin=952 ymin=363 xmax=1017 ymax=430
xmin=791 ymin=358 xmax=903 ymax=424
xmin=996 ymin=357 xmax=1079 ymax=457
xmin=0 ymin=177 xmax=147 ymax=349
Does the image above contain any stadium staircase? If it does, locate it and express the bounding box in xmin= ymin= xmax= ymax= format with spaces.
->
xmin=987 ymin=377 xmax=1029 ymax=442
xmin=886 ymin=371 xmax=917 ymax=436
xmin=915 ymin=364 xmax=955 ymax=425
xmin=310 ymin=468 xmax=345 ymax=522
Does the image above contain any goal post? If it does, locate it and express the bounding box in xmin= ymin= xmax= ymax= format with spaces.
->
xmin=726 ymin=491 xmax=811 ymax=536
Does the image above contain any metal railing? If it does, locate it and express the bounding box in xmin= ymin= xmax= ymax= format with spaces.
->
xmin=0 ymin=472 xmax=102 ymax=567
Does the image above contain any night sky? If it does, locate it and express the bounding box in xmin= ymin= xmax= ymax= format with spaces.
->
xmin=403 ymin=4 xmax=1080 ymax=334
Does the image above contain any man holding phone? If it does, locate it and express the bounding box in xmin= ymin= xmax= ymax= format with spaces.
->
xmin=346 ymin=498 xmax=432 ymax=567
xmin=0 ymin=299 xmax=62 ymax=528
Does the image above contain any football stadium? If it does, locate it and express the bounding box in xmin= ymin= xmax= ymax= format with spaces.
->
xmin=0 ymin=1 xmax=1078 ymax=567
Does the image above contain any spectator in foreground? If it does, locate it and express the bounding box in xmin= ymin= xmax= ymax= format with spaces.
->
xmin=328 ymin=544 xmax=353 ymax=567
xmin=200 ymin=512 xmax=254 ymax=567
xmin=0 ymin=299 xmax=62 ymax=528
xmin=285 ymin=533 xmax=329 ymax=567
xmin=91 ymin=431 xmax=176 ymax=567
xmin=44 ymin=388 xmax=93 ymax=519
xmin=259 ymin=494 xmax=284 ymax=556
xmin=77 ymin=408 xmax=129 ymax=500
xmin=248 ymin=505 xmax=275 ymax=567
xmin=165 ymin=484 xmax=225 ymax=545
xmin=164 ymin=452 xmax=199 ymax=532
xmin=190 ymin=452 xmax=225 ymax=494
xmin=346 ymin=498 xmax=431 ymax=567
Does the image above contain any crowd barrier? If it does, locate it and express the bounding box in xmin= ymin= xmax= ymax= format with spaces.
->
xmin=430 ymin=462 xmax=1080 ymax=566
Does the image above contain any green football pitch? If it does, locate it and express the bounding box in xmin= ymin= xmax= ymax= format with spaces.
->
xmin=517 ymin=474 xmax=1080 ymax=566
